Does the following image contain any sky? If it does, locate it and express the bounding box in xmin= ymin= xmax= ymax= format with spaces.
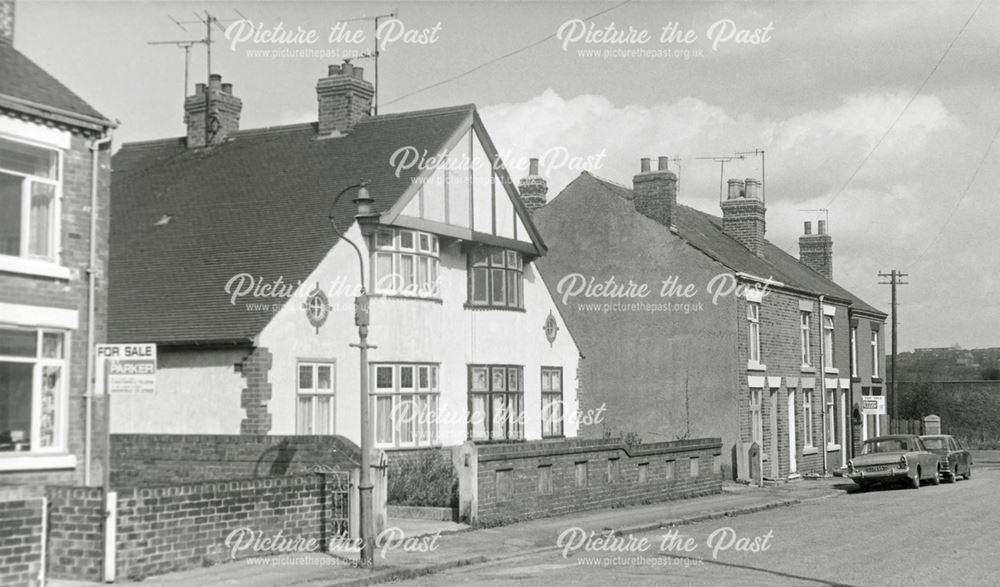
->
xmin=14 ymin=0 xmax=1000 ymax=351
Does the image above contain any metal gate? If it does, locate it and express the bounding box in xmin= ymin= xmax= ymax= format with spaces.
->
xmin=309 ymin=465 xmax=352 ymax=539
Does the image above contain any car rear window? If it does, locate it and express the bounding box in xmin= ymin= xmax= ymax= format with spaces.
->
xmin=863 ymin=439 xmax=908 ymax=453
xmin=922 ymin=438 xmax=946 ymax=449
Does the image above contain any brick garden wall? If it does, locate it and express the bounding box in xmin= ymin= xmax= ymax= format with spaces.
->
xmin=0 ymin=487 xmax=45 ymax=586
xmin=46 ymin=485 xmax=105 ymax=581
xmin=109 ymin=434 xmax=361 ymax=486
xmin=471 ymin=438 xmax=722 ymax=526
xmin=114 ymin=474 xmax=347 ymax=581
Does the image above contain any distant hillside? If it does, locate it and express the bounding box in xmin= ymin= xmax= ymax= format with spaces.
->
xmin=891 ymin=346 xmax=1000 ymax=382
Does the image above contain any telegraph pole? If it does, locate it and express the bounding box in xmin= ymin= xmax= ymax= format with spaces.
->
xmin=878 ymin=270 xmax=908 ymax=423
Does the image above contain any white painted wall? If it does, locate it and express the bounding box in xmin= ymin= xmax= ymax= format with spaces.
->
xmin=109 ymin=348 xmax=245 ymax=434
xmin=258 ymin=223 xmax=580 ymax=446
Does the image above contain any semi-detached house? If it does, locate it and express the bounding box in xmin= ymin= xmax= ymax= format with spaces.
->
xmin=107 ymin=64 xmax=581 ymax=452
xmin=524 ymin=157 xmax=887 ymax=481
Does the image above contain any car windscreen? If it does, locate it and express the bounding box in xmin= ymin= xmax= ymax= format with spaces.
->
xmin=922 ymin=438 xmax=946 ymax=449
xmin=863 ymin=439 xmax=907 ymax=453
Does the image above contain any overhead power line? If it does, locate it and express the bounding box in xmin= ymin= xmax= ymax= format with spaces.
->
xmin=382 ymin=0 xmax=633 ymax=108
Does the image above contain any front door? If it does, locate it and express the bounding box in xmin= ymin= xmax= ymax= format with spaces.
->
xmin=769 ymin=386 xmax=779 ymax=479
xmin=788 ymin=390 xmax=797 ymax=474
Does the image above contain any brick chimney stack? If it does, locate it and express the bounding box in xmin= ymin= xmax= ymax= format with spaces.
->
xmin=316 ymin=62 xmax=374 ymax=136
xmin=184 ymin=74 xmax=242 ymax=149
xmin=799 ymin=220 xmax=834 ymax=279
xmin=633 ymin=156 xmax=678 ymax=228
xmin=0 ymin=0 xmax=14 ymax=46
xmin=720 ymin=177 xmax=766 ymax=255
xmin=518 ymin=158 xmax=548 ymax=214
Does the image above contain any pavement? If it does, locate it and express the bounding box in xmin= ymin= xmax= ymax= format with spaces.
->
xmin=47 ymin=476 xmax=850 ymax=587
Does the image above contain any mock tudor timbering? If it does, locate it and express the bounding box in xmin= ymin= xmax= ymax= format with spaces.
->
xmin=633 ymin=156 xmax=678 ymax=228
xmin=316 ymin=62 xmax=374 ymax=136
xmin=721 ymin=177 xmax=766 ymax=255
xmin=184 ymin=73 xmax=243 ymax=149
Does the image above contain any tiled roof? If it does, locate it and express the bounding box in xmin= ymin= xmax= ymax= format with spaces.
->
xmin=109 ymin=105 xmax=475 ymax=344
xmin=546 ymin=172 xmax=884 ymax=316
xmin=0 ymin=44 xmax=108 ymax=125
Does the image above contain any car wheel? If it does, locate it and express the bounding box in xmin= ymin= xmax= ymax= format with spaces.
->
xmin=963 ymin=466 xmax=971 ymax=480
xmin=930 ymin=468 xmax=940 ymax=485
xmin=910 ymin=467 xmax=921 ymax=489
xmin=947 ymin=465 xmax=958 ymax=483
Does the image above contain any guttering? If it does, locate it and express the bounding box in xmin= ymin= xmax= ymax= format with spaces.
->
xmin=0 ymin=93 xmax=116 ymax=132
xmin=85 ymin=131 xmax=113 ymax=487
xmin=818 ymin=294 xmax=828 ymax=477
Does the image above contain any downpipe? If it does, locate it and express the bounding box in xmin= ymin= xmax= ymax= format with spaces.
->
xmin=85 ymin=132 xmax=112 ymax=487
xmin=818 ymin=295 xmax=828 ymax=477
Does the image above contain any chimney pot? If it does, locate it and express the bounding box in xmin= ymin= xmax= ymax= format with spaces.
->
xmin=744 ymin=178 xmax=761 ymax=200
xmin=529 ymin=158 xmax=539 ymax=176
xmin=658 ymin=156 xmax=669 ymax=171
xmin=341 ymin=62 xmax=354 ymax=77
xmin=328 ymin=64 xmax=342 ymax=76
xmin=221 ymin=83 xmax=233 ymax=95
xmin=195 ymin=82 xmax=206 ymax=94
xmin=727 ymin=179 xmax=745 ymax=200
xmin=818 ymin=219 xmax=827 ymax=235
xmin=209 ymin=73 xmax=222 ymax=91
xmin=640 ymin=158 xmax=651 ymax=173
xmin=804 ymin=221 xmax=812 ymax=235
xmin=353 ymin=66 xmax=364 ymax=79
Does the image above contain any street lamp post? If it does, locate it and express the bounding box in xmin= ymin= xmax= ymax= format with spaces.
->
xmin=329 ymin=181 xmax=380 ymax=568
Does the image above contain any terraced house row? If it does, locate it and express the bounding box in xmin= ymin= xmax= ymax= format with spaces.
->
xmin=528 ymin=158 xmax=887 ymax=482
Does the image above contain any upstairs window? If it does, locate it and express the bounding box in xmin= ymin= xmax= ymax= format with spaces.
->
xmin=747 ymin=302 xmax=761 ymax=364
xmin=850 ymin=326 xmax=859 ymax=378
xmin=823 ymin=315 xmax=835 ymax=370
xmin=799 ymin=311 xmax=812 ymax=367
xmin=373 ymin=228 xmax=439 ymax=298
xmin=468 ymin=247 xmax=523 ymax=309
xmin=0 ymin=138 xmax=61 ymax=261
xmin=871 ymin=330 xmax=880 ymax=378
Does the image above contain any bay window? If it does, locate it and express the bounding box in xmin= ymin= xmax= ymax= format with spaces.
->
xmin=372 ymin=363 xmax=439 ymax=448
xmin=296 ymin=361 xmax=335 ymax=435
xmin=469 ymin=365 xmax=523 ymax=441
xmin=468 ymin=247 xmax=523 ymax=309
xmin=0 ymin=138 xmax=61 ymax=261
xmin=541 ymin=367 xmax=563 ymax=438
xmin=0 ymin=327 xmax=67 ymax=453
xmin=373 ymin=228 xmax=439 ymax=298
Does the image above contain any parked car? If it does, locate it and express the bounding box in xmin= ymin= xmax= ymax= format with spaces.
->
xmin=920 ymin=434 xmax=972 ymax=483
xmin=848 ymin=435 xmax=942 ymax=490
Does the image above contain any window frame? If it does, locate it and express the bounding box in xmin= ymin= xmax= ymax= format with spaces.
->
xmin=295 ymin=361 xmax=336 ymax=436
xmin=803 ymin=389 xmax=814 ymax=448
xmin=0 ymin=326 xmax=69 ymax=455
xmin=371 ymin=228 xmax=440 ymax=299
xmin=467 ymin=246 xmax=524 ymax=310
xmin=826 ymin=388 xmax=838 ymax=449
xmin=540 ymin=366 xmax=564 ymax=438
xmin=870 ymin=330 xmax=880 ymax=378
xmin=800 ymin=311 xmax=812 ymax=367
xmin=747 ymin=302 xmax=761 ymax=365
xmin=850 ymin=326 xmax=858 ymax=378
xmin=0 ymin=135 xmax=63 ymax=263
xmin=823 ymin=315 xmax=836 ymax=371
xmin=468 ymin=364 xmax=524 ymax=441
xmin=371 ymin=362 xmax=440 ymax=448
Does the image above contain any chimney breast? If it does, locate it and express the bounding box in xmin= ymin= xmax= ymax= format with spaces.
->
xmin=720 ymin=177 xmax=766 ymax=255
xmin=316 ymin=61 xmax=375 ymax=136
xmin=633 ymin=156 xmax=678 ymax=228
xmin=184 ymin=74 xmax=242 ymax=149
xmin=799 ymin=219 xmax=833 ymax=279
xmin=0 ymin=0 xmax=13 ymax=45
xmin=518 ymin=157 xmax=548 ymax=214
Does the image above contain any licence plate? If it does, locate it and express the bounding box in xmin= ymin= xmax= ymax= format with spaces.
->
xmin=865 ymin=465 xmax=890 ymax=472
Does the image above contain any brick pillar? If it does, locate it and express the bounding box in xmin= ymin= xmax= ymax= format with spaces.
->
xmin=239 ymin=347 xmax=273 ymax=435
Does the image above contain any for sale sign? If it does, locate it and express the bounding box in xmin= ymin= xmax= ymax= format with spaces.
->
xmin=861 ymin=395 xmax=886 ymax=416
xmin=95 ymin=344 xmax=157 ymax=394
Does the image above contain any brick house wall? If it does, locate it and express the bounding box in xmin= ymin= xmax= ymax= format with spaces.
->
xmin=46 ymin=485 xmax=105 ymax=581
xmin=239 ymin=346 xmax=273 ymax=435
xmin=0 ymin=119 xmax=112 ymax=486
xmin=469 ymin=438 xmax=722 ymax=526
